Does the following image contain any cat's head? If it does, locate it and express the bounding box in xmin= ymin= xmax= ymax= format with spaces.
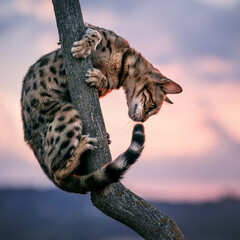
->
xmin=126 ymin=70 xmax=182 ymax=122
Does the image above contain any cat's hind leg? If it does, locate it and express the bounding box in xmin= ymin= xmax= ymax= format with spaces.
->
xmin=53 ymin=135 xmax=97 ymax=183
xmin=43 ymin=102 xmax=96 ymax=184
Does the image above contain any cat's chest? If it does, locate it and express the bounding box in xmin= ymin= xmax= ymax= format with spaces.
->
xmin=93 ymin=50 xmax=123 ymax=88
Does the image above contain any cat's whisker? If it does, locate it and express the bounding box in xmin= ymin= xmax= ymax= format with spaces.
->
xmin=113 ymin=110 xmax=142 ymax=135
xmin=110 ymin=120 xmax=134 ymax=136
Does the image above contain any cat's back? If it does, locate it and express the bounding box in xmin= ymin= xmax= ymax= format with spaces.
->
xmin=21 ymin=48 xmax=70 ymax=156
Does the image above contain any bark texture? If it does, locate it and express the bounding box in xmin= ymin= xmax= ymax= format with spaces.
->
xmin=52 ymin=0 xmax=186 ymax=239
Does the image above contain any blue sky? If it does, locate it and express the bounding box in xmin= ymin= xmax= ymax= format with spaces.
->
xmin=0 ymin=0 xmax=240 ymax=202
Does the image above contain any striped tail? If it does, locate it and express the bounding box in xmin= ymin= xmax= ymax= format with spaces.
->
xmin=62 ymin=124 xmax=145 ymax=193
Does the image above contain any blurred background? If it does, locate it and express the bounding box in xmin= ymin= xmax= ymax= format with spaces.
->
xmin=0 ymin=0 xmax=240 ymax=239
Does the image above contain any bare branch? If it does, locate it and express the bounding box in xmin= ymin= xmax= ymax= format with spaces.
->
xmin=52 ymin=0 xmax=186 ymax=239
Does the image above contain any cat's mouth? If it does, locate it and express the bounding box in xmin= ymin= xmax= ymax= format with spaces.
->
xmin=130 ymin=112 xmax=148 ymax=122
xmin=132 ymin=118 xmax=146 ymax=123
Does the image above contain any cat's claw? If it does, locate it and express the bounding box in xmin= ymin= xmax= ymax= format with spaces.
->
xmin=80 ymin=135 xmax=98 ymax=151
xmin=106 ymin=132 xmax=111 ymax=145
xmin=85 ymin=68 xmax=107 ymax=89
xmin=71 ymin=28 xmax=102 ymax=59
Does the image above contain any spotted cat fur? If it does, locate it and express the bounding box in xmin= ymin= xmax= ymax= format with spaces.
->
xmin=21 ymin=24 xmax=182 ymax=193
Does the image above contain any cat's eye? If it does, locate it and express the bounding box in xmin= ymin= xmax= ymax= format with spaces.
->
xmin=148 ymin=103 xmax=156 ymax=112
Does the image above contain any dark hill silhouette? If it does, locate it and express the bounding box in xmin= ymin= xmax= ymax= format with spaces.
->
xmin=0 ymin=189 xmax=240 ymax=240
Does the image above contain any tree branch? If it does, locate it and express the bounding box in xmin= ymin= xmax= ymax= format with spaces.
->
xmin=52 ymin=0 xmax=186 ymax=239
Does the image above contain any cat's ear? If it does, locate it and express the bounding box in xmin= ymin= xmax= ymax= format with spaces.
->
xmin=164 ymin=96 xmax=173 ymax=104
xmin=160 ymin=78 xmax=182 ymax=94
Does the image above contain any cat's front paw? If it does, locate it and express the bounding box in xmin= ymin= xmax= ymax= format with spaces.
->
xmin=85 ymin=68 xmax=107 ymax=89
xmin=71 ymin=28 xmax=102 ymax=59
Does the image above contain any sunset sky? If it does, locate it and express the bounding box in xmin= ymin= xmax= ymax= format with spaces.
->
xmin=0 ymin=0 xmax=239 ymax=202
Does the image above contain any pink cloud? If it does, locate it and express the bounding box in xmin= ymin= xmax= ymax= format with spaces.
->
xmin=158 ymin=59 xmax=240 ymax=145
xmin=0 ymin=88 xmax=35 ymax=164
xmin=124 ymin=179 xmax=240 ymax=202
xmin=166 ymin=56 xmax=240 ymax=144
xmin=36 ymin=34 xmax=58 ymax=54
xmin=14 ymin=0 xmax=55 ymax=22
xmin=193 ymin=55 xmax=235 ymax=76
xmin=204 ymin=83 xmax=240 ymax=142
xmin=196 ymin=0 xmax=240 ymax=9
xmin=84 ymin=10 xmax=118 ymax=30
